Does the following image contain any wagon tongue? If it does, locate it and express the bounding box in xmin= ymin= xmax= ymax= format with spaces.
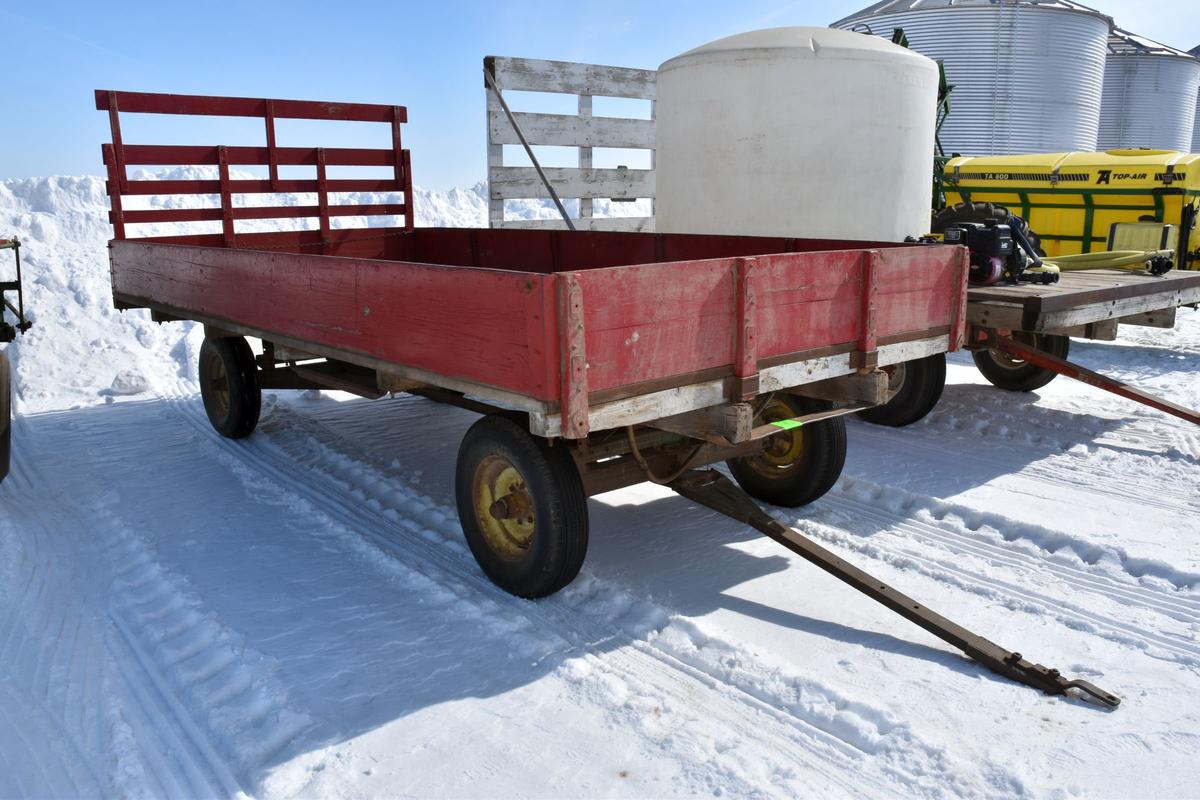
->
xmin=669 ymin=469 xmax=1121 ymax=709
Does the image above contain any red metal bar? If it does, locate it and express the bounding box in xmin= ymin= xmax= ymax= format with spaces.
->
xmin=558 ymin=272 xmax=589 ymax=438
xmin=119 ymin=144 xmax=397 ymax=167
xmin=995 ymin=335 xmax=1200 ymax=425
xmin=118 ymin=178 xmax=405 ymax=196
xmin=218 ymin=146 xmax=235 ymax=246
xmin=732 ymin=257 xmax=758 ymax=401
xmin=105 ymin=91 xmax=128 ymax=194
xmin=115 ymin=204 xmax=409 ymax=226
xmin=316 ymin=149 xmax=330 ymax=254
xmin=102 ymin=144 xmax=127 ymax=240
xmin=95 ymin=89 xmax=407 ymax=123
xmin=265 ymin=99 xmax=279 ymax=190
xmin=402 ymin=149 xmax=414 ymax=231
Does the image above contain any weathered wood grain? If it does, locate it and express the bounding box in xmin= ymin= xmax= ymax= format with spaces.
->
xmin=489 ymin=166 xmax=654 ymax=200
xmin=487 ymin=56 xmax=656 ymax=100
xmin=487 ymin=110 xmax=655 ymax=149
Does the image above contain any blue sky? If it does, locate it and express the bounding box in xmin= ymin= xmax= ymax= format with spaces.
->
xmin=3 ymin=0 xmax=1196 ymax=189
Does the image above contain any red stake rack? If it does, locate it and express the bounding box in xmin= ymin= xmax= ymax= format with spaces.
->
xmin=95 ymin=89 xmax=414 ymax=248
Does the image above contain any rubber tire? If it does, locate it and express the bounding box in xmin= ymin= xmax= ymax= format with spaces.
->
xmin=727 ymin=395 xmax=847 ymax=508
xmin=456 ymin=414 xmax=588 ymax=599
xmin=932 ymin=201 xmax=1044 ymax=256
xmin=198 ymin=336 xmax=261 ymax=438
xmin=0 ymin=353 xmax=10 ymax=483
xmin=857 ymin=353 xmax=946 ymax=427
xmin=972 ymin=333 xmax=1070 ymax=392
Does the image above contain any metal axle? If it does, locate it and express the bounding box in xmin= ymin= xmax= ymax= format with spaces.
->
xmin=670 ymin=469 xmax=1121 ymax=709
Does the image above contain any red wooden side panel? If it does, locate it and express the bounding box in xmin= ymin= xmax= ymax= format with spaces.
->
xmin=870 ymin=246 xmax=965 ymax=345
xmin=110 ymin=241 xmax=557 ymax=400
xmin=753 ymin=251 xmax=866 ymax=358
xmin=573 ymin=244 xmax=966 ymax=396
xmin=575 ymin=258 xmax=736 ymax=393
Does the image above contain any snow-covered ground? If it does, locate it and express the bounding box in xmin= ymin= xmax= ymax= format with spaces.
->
xmin=1 ymin=175 xmax=1198 ymax=799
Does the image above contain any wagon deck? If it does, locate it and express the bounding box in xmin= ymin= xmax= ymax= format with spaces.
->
xmin=967 ymin=268 xmax=1200 ymax=333
xmin=110 ymin=228 xmax=966 ymax=439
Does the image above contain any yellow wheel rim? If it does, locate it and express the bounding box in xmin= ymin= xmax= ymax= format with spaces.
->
xmin=747 ymin=397 xmax=805 ymax=478
xmin=472 ymin=454 xmax=536 ymax=561
xmin=205 ymin=350 xmax=231 ymax=419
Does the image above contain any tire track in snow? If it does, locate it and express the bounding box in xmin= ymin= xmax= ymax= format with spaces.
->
xmin=0 ymin=445 xmax=111 ymax=798
xmin=2 ymin=413 xmax=260 ymax=799
xmin=853 ymin=421 xmax=1199 ymax=518
xmin=162 ymin=391 xmax=1007 ymax=799
xmin=797 ymin=479 xmax=1200 ymax=666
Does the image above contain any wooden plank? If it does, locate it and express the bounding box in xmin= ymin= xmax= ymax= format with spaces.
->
xmin=578 ymin=95 xmax=593 ymax=222
xmin=967 ymin=269 xmax=1200 ymax=310
xmin=109 ymin=240 xmax=557 ymax=401
xmin=117 ymin=203 xmax=407 ymax=225
xmin=487 ymin=110 xmax=655 ymax=149
xmin=487 ymin=56 xmax=656 ymax=100
xmin=496 ymin=216 xmax=653 ymax=233
xmin=96 ymin=89 xmax=405 ymax=123
xmin=1035 ymin=288 xmax=1200 ymax=331
xmin=489 ymin=166 xmax=653 ymax=200
xmin=121 ymin=178 xmax=405 ymax=195
xmin=120 ymin=144 xmax=396 ymax=167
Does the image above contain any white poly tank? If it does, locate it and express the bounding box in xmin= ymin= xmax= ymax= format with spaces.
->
xmin=656 ymin=27 xmax=938 ymax=242
xmin=1098 ymin=29 xmax=1200 ymax=152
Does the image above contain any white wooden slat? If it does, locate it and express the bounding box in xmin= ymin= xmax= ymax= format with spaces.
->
xmin=496 ymin=216 xmax=654 ymax=232
xmin=486 ymin=56 xmax=656 ymax=100
xmin=578 ymin=95 xmax=593 ymax=221
xmin=488 ymin=110 xmax=655 ymax=149
xmin=489 ymin=167 xmax=654 ymax=200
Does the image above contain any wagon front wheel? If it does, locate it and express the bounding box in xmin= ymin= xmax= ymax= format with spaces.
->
xmin=455 ymin=414 xmax=588 ymax=598
xmin=726 ymin=394 xmax=846 ymax=508
xmin=199 ymin=336 xmax=261 ymax=438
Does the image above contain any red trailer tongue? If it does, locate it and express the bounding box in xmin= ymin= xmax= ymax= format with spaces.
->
xmin=670 ymin=469 xmax=1122 ymax=709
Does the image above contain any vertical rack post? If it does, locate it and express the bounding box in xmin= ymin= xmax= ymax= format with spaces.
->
xmin=578 ymin=93 xmax=593 ymax=225
xmin=103 ymin=90 xmax=127 ymax=240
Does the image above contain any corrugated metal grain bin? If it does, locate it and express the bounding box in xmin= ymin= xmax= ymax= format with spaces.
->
xmin=1192 ymin=45 xmax=1200 ymax=152
xmin=1098 ymin=29 xmax=1200 ymax=151
xmin=831 ymin=0 xmax=1111 ymax=156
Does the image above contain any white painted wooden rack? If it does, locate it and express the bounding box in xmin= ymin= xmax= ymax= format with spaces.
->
xmin=485 ymin=56 xmax=657 ymax=232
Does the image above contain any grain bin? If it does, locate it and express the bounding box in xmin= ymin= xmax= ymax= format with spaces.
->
xmin=1098 ymin=29 xmax=1200 ymax=151
xmin=655 ymin=27 xmax=938 ymax=242
xmin=832 ymin=0 xmax=1111 ymax=156
xmin=1192 ymin=45 xmax=1200 ymax=152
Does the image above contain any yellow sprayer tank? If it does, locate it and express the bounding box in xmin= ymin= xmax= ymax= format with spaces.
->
xmin=943 ymin=149 xmax=1199 ymax=268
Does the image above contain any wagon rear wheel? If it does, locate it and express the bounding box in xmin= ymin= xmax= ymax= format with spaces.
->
xmin=0 ymin=352 xmax=10 ymax=483
xmin=199 ymin=336 xmax=261 ymax=438
xmin=972 ymin=332 xmax=1069 ymax=392
xmin=455 ymin=414 xmax=588 ymax=598
xmin=857 ymin=353 xmax=946 ymax=427
xmin=726 ymin=394 xmax=846 ymax=508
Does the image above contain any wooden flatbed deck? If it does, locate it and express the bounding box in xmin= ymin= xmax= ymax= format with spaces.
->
xmin=966 ymin=269 xmax=1200 ymax=333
